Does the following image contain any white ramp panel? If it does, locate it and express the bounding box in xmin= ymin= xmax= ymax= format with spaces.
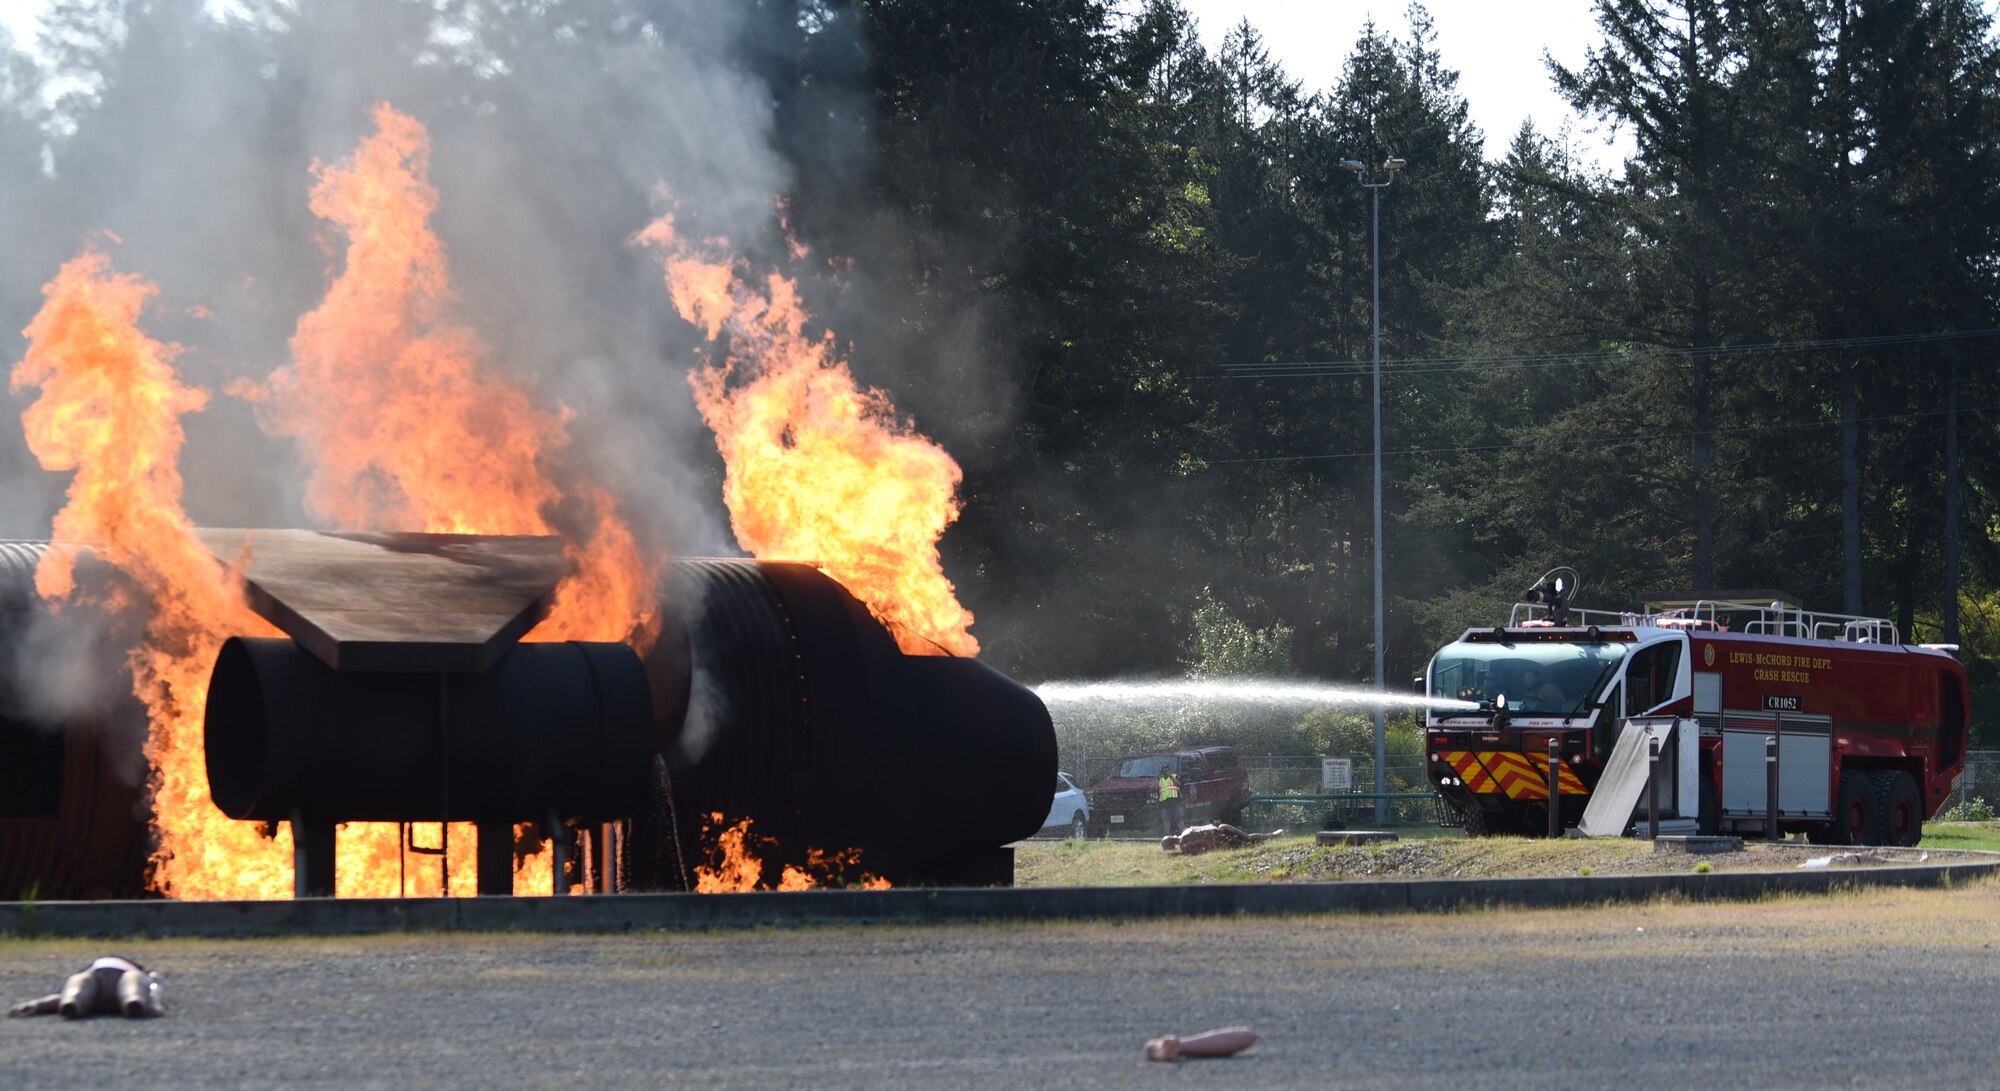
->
xmin=1576 ymin=718 xmax=1677 ymax=838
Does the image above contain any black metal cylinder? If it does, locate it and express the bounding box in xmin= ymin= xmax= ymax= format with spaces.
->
xmin=204 ymin=636 xmax=653 ymax=824
xmin=629 ymin=559 xmax=1056 ymax=887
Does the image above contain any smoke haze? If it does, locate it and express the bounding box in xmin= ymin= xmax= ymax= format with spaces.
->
xmin=0 ymin=0 xmax=849 ymax=558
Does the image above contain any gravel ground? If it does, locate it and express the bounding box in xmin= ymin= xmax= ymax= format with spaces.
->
xmin=5 ymin=879 xmax=2000 ymax=1090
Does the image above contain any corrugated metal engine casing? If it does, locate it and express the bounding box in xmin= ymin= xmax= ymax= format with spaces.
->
xmin=630 ymin=559 xmax=1055 ymax=889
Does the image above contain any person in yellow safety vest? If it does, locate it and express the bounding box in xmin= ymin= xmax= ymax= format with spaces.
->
xmin=1156 ymin=768 xmax=1184 ymax=836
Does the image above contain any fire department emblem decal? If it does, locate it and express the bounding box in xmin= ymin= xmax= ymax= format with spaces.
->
xmin=1703 ymin=643 xmax=1715 ymax=666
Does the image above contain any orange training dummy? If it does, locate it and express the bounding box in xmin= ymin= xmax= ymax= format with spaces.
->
xmin=1143 ymin=1026 xmax=1256 ymax=1061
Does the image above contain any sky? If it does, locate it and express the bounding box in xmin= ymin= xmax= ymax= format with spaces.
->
xmin=0 ymin=0 xmax=1636 ymax=168
xmin=3 ymin=0 xmax=1995 ymax=172
xmin=1178 ymin=0 xmax=1632 ymax=168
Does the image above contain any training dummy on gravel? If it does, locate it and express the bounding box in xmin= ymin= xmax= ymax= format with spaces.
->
xmin=8 ymin=956 xmax=164 ymax=1019
xmin=1160 ymin=823 xmax=1284 ymax=855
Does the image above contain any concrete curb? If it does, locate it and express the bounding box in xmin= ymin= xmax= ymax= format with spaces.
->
xmin=3 ymin=861 xmax=1994 ymax=938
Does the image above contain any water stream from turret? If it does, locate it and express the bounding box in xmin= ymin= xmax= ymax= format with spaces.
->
xmin=1033 ymin=679 xmax=1478 ymax=712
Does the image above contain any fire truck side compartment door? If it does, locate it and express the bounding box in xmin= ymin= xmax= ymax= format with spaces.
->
xmin=1722 ymin=730 xmax=1765 ymax=812
xmin=1778 ymin=717 xmax=1832 ymax=815
xmin=1721 ymin=716 xmax=1833 ymax=816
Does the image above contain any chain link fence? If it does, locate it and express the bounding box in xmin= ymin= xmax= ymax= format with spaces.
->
xmin=1241 ymin=755 xmax=1448 ymax=828
xmin=1045 ymin=753 xmax=1447 ymax=836
xmin=1950 ymin=750 xmax=2000 ymax=811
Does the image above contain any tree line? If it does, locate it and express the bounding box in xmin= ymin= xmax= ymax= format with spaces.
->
xmin=809 ymin=0 xmax=2000 ymax=737
xmin=3 ymin=1 xmax=1998 ymax=736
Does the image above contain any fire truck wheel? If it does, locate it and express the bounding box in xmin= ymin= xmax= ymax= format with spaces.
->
xmin=1830 ymin=771 xmax=1882 ymax=845
xmin=1462 ymin=805 xmax=1501 ymax=838
xmin=1697 ymin=776 xmax=1719 ymax=837
xmin=1871 ymin=770 xmax=1923 ymax=847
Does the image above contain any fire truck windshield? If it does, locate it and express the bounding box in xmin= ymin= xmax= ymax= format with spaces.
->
xmin=1429 ymin=641 xmax=1627 ymax=716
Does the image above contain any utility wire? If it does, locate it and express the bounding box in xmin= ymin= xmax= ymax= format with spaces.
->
xmin=1204 ymin=401 xmax=2000 ymax=466
xmin=1209 ymin=326 xmax=2000 ymax=380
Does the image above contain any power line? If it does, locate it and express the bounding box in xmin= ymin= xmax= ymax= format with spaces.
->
xmin=1209 ymin=326 xmax=2000 ymax=381
xmin=1204 ymin=401 xmax=2000 ymax=466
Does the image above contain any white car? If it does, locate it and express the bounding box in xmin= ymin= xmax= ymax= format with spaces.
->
xmin=1041 ymin=772 xmax=1091 ymax=839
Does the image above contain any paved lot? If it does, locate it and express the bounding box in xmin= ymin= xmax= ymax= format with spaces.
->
xmin=4 ymin=879 xmax=2000 ymax=1089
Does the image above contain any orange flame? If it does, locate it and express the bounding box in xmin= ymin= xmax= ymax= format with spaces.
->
xmin=269 ymin=102 xmax=656 ymax=646
xmin=636 ymin=207 xmax=977 ymax=657
xmin=258 ymin=104 xmax=662 ymax=897
xmin=693 ymin=813 xmax=889 ymax=892
xmin=12 ymin=247 xmax=289 ymax=900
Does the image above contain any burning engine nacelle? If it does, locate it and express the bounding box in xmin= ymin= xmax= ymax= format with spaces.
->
xmin=631 ymin=559 xmax=1055 ymax=889
xmin=203 ymin=636 xmax=656 ymax=898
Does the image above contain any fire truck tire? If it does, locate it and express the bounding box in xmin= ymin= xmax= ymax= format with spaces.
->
xmin=1697 ymin=776 xmax=1719 ymax=836
xmin=1830 ymin=771 xmax=1882 ymax=845
xmin=1871 ymin=770 xmax=1923 ymax=847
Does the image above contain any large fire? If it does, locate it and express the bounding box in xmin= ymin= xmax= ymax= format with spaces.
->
xmin=258 ymin=102 xmax=659 ymax=897
xmin=15 ymin=104 xmax=663 ymax=900
xmin=12 ymin=247 xmax=290 ymax=900
xmin=636 ymin=207 xmax=978 ymax=657
xmin=268 ymin=102 xmax=656 ymax=649
xmin=693 ymin=813 xmax=890 ymax=892
xmin=14 ymin=107 xmax=956 ymax=901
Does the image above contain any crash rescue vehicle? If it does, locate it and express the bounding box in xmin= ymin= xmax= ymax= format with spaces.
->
xmin=1422 ymin=570 xmax=1969 ymax=844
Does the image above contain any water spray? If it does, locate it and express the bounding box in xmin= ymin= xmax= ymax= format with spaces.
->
xmin=1033 ymin=679 xmax=1477 ymax=712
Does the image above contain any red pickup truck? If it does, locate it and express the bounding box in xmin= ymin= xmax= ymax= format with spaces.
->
xmin=1084 ymin=746 xmax=1252 ymax=837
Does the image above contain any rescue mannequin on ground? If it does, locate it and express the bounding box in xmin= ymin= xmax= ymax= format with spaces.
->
xmin=7 ymin=956 xmax=163 ymax=1019
xmin=1160 ymin=823 xmax=1285 ymax=855
xmin=1145 ymin=1026 xmax=1256 ymax=1061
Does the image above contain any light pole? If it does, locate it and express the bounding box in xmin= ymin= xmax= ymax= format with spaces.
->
xmin=1340 ymin=155 xmax=1403 ymax=826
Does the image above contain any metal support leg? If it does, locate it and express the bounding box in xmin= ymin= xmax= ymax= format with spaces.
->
xmin=291 ymin=811 xmax=335 ymax=898
xmin=547 ymin=811 xmax=568 ymax=896
xmin=598 ymin=822 xmax=619 ymax=894
xmin=476 ymin=820 xmax=513 ymax=897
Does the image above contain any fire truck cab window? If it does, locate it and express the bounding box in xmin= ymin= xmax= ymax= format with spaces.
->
xmin=1431 ymin=641 xmax=1626 ymax=716
xmin=1623 ymin=640 xmax=1684 ymax=716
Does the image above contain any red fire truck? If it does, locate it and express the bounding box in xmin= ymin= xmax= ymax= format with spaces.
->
xmin=1422 ymin=570 xmax=1969 ymax=845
